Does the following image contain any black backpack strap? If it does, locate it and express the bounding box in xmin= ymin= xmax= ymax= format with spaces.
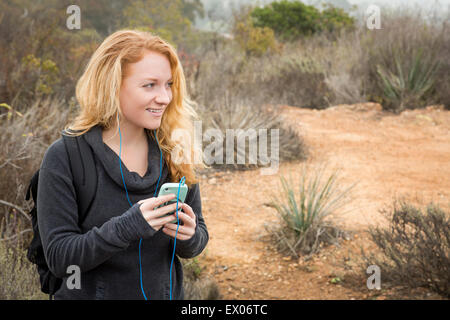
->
xmin=25 ymin=170 xmax=39 ymax=203
xmin=62 ymin=131 xmax=97 ymax=224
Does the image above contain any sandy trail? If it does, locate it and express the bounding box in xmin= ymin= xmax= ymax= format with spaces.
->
xmin=198 ymin=103 xmax=450 ymax=299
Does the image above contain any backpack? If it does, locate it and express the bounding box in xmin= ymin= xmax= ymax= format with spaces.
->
xmin=25 ymin=132 xmax=98 ymax=299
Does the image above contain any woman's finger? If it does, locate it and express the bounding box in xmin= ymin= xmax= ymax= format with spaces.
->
xmin=163 ymin=222 xmax=193 ymax=235
xmin=173 ymin=211 xmax=195 ymax=227
xmin=140 ymin=193 xmax=176 ymax=211
xmin=162 ymin=226 xmax=192 ymax=240
xmin=180 ymin=203 xmax=196 ymax=221
xmin=140 ymin=202 xmax=179 ymax=223
xmin=152 ymin=202 xmax=181 ymax=218
xmin=148 ymin=212 xmax=180 ymax=230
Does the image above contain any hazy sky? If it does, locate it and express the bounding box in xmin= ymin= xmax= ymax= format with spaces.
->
xmin=304 ymin=0 xmax=450 ymax=19
xmin=347 ymin=0 xmax=450 ymax=11
xmin=347 ymin=0 xmax=450 ymax=5
xmin=346 ymin=0 xmax=450 ymax=20
xmin=305 ymin=0 xmax=450 ymax=12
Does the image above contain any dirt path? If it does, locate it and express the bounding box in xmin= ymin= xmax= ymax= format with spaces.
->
xmin=198 ymin=103 xmax=450 ymax=300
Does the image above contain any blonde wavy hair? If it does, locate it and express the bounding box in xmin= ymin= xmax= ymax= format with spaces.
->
xmin=63 ymin=29 xmax=205 ymax=186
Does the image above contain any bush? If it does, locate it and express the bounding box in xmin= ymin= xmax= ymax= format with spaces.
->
xmin=182 ymin=257 xmax=221 ymax=300
xmin=265 ymin=163 xmax=355 ymax=259
xmin=189 ymin=33 xmax=335 ymax=110
xmin=232 ymin=6 xmax=279 ymax=57
xmin=375 ymin=47 xmax=440 ymax=113
xmin=359 ymin=7 xmax=450 ymax=111
xmin=363 ymin=200 xmax=450 ymax=297
xmin=319 ymin=3 xmax=355 ymax=35
xmin=0 ymin=1 xmax=101 ymax=109
xmin=251 ymin=0 xmax=354 ymax=41
xmin=197 ymin=93 xmax=308 ymax=171
xmin=0 ymin=97 xmax=73 ymax=223
xmin=263 ymin=30 xmax=367 ymax=107
xmin=260 ymin=54 xmax=333 ymax=108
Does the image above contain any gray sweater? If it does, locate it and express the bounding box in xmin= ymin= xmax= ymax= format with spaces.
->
xmin=36 ymin=125 xmax=208 ymax=300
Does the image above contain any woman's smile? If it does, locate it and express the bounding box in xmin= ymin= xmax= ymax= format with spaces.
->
xmin=146 ymin=108 xmax=164 ymax=116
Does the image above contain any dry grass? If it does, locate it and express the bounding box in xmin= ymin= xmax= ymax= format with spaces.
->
xmin=0 ymin=239 xmax=46 ymax=300
xmin=0 ymin=97 xmax=73 ymax=299
xmin=0 ymin=97 xmax=73 ymax=239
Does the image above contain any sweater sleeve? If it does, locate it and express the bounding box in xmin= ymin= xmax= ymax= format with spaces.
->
xmin=37 ymin=166 xmax=156 ymax=278
xmin=173 ymin=183 xmax=209 ymax=259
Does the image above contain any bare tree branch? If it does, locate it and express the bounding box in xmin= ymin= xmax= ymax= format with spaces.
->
xmin=0 ymin=199 xmax=30 ymax=221
xmin=0 ymin=228 xmax=32 ymax=241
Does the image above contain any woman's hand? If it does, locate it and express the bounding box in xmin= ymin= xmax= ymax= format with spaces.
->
xmin=138 ymin=194 xmax=182 ymax=231
xmin=162 ymin=203 xmax=197 ymax=241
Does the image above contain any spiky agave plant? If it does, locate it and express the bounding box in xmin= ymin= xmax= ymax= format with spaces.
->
xmin=200 ymin=93 xmax=307 ymax=170
xmin=268 ymin=163 xmax=356 ymax=257
xmin=376 ymin=47 xmax=439 ymax=113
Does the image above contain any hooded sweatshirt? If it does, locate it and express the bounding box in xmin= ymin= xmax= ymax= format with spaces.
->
xmin=36 ymin=124 xmax=208 ymax=300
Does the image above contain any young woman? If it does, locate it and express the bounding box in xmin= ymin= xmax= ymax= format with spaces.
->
xmin=37 ymin=29 xmax=208 ymax=300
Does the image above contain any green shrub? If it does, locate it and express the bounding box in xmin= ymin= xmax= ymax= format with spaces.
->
xmin=251 ymin=0 xmax=321 ymax=40
xmin=251 ymin=0 xmax=354 ymax=41
xmin=319 ymin=3 xmax=355 ymax=34
xmin=13 ymin=54 xmax=60 ymax=100
xmin=233 ymin=8 xmax=278 ymax=57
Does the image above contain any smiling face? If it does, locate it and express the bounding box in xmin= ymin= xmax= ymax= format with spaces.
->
xmin=119 ymin=50 xmax=173 ymax=130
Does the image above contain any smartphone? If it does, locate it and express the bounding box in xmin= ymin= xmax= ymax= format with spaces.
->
xmin=157 ymin=182 xmax=188 ymax=224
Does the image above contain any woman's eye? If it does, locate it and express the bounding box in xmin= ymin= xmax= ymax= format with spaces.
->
xmin=144 ymin=82 xmax=172 ymax=88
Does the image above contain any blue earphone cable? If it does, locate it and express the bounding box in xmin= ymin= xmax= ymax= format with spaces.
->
xmin=169 ymin=175 xmax=185 ymax=300
xmin=118 ymin=119 xmax=183 ymax=300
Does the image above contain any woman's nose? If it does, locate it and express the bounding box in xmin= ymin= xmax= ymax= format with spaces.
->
xmin=155 ymin=86 xmax=171 ymax=105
